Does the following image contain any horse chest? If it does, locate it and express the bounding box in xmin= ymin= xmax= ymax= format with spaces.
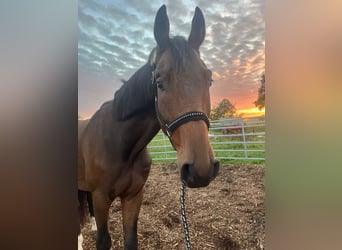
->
xmin=109 ymin=166 xmax=150 ymax=199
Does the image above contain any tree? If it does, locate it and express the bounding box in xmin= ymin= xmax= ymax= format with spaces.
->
xmin=254 ymin=73 xmax=265 ymax=110
xmin=210 ymin=99 xmax=236 ymax=120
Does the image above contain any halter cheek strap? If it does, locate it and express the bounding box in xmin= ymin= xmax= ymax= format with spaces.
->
xmin=151 ymin=63 xmax=210 ymax=149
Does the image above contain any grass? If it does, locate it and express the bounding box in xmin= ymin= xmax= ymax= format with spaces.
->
xmin=148 ymin=121 xmax=265 ymax=165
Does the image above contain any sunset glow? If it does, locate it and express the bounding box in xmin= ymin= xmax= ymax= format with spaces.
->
xmin=236 ymin=107 xmax=265 ymax=118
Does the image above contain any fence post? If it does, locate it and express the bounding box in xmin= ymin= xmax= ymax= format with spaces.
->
xmin=241 ymin=119 xmax=248 ymax=159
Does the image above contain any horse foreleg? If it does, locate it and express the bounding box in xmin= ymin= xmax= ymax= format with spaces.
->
xmin=121 ymin=188 xmax=144 ymax=250
xmin=86 ymin=192 xmax=97 ymax=231
xmin=92 ymin=190 xmax=112 ymax=250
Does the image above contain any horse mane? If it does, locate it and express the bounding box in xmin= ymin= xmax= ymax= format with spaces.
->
xmin=113 ymin=60 xmax=155 ymax=121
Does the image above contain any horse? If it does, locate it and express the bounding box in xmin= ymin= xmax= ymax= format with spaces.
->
xmin=78 ymin=5 xmax=219 ymax=250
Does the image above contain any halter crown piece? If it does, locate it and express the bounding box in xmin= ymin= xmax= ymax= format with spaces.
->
xmin=149 ymin=48 xmax=210 ymax=149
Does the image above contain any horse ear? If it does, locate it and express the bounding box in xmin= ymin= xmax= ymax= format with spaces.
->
xmin=188 ymin=7 xmax=206 ymax=51
xmin=154 ymin=5 xmax=170 ymax=52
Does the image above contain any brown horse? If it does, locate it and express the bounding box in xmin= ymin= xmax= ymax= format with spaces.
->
xmin=78 ymin=5 xmax=219 ymax=250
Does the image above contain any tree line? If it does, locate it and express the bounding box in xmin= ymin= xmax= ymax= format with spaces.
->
xmin=209 ymin=73 xmax=265 ymax=120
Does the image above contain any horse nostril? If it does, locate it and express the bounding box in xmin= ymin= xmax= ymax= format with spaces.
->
xmin=181 ymin=163 xmax=193 ymax=182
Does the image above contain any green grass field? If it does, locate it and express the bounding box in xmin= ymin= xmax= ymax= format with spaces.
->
xmin=148 ymin=120 xmax=265 ymax=165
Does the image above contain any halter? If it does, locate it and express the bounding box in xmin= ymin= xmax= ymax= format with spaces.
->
xmin=150 ymin=59 xmax=210 ymax=149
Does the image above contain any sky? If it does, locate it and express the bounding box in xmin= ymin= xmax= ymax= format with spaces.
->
xmin=78 ymin=0 xmax=265 ymax=119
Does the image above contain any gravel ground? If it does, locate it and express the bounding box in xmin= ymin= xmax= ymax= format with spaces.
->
xmin=80 ymin=164 xmax=265 ymax=250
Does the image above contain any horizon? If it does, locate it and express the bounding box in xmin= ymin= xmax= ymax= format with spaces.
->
xmin=78 ymin=106 xmax=265 ymax=120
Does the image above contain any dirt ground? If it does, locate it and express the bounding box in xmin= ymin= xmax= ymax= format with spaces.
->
xmin=81 ymin=164 xmax=265 ymax=250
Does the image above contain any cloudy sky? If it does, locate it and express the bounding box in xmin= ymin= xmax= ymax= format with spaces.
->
xmin=78 ymin=0 xmax=264 ymax=118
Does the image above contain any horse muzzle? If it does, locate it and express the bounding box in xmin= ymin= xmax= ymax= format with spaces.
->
xmin=180 ymin=160 xmax=220 ymax=188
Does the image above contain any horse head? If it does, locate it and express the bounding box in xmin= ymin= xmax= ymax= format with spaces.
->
xmin=152 ymin=5 xmax=219 ymax=188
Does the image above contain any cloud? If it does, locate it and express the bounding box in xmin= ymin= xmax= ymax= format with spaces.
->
xmin=78 ymin=0 xmax=265 ymax=115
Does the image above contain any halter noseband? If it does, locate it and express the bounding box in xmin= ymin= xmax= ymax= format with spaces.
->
xmin=150 ymin=60 xmax=210 ymax=149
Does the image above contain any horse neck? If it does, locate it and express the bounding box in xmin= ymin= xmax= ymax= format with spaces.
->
xmin=111 ymin=62 xmax=160 ymax=161
xmin=119 ymin=108 xmax=160 ymax=162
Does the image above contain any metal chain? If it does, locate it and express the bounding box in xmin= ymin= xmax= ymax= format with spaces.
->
xmin=180 ymin=180 xmax=191 ymax=250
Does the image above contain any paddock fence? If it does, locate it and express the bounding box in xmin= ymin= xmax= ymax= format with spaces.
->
xmin=148 ymin=116 xmax=265 ymax=163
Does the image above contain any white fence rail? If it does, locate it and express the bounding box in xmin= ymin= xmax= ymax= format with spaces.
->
xmin=148 ymin=117 xmax=265 ymax=162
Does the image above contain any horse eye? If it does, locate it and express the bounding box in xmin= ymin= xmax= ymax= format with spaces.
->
xmin=209 ymin=79 xmax=214 ymax=86
xmin=156 ymin=79 xmax=165 ymax=91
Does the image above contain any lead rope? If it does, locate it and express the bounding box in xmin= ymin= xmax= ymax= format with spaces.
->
xmin=180 ymin=180 xmax=191 ymax=250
